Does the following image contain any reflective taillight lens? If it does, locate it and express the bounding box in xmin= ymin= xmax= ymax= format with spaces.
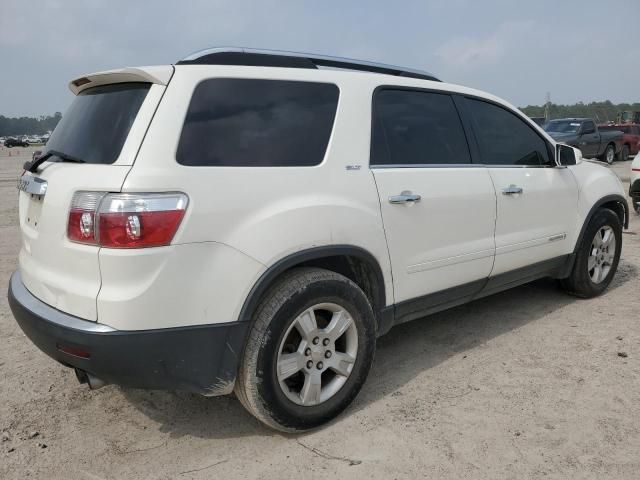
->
xmin=68 ymin=192 xmax=188 ymax=248
xmin=68 ymin=192 xmax=105 ymax=244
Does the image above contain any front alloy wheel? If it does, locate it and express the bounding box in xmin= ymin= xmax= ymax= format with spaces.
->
xmin=560 ymin=208 xmax=622 ymax=298
xmin=587 ymin=226 xmax=616 ymax=284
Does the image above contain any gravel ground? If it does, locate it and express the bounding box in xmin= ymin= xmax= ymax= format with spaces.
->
xmin=1 ymin=147 xmax=638 ymax=479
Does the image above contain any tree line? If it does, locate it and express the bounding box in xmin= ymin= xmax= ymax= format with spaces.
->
xmin=1 ymin=100 xmax=639 ymax=136
xmin=0 ymin=113 xmax=62 ymax=137
xmin=520 ymin=100 xmax=640 ymax=123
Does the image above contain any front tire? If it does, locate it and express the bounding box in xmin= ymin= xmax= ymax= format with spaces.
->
xmin=235 ymin=267 xmax=376 ymax=432
xmin=561 ymin=208 xmax=622 ymax=298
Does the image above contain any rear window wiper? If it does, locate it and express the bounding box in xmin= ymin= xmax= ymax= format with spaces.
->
xmin=24 ymin=150 xmax=85 ymax=172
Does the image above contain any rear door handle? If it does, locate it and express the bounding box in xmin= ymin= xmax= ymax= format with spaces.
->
xmin=389 ymin=191 xmax=421 ymax=204
xmin=501 ymin=185 xmax=523 ymax=195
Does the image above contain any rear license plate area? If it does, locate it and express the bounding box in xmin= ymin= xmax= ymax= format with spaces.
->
xmin=25 ymin=194 xmax=44 ymax=230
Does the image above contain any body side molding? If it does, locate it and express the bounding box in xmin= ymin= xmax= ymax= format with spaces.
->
xmin=388 ymin=255 xmax=572 ymax=330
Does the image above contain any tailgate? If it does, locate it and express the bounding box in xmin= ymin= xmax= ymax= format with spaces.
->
xmin=18 ymin=73 xmax=171 ymax=321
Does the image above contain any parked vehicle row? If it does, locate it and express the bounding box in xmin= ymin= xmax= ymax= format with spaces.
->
xmin=2 ymin=134 xmax=49 ymax=147
xmin=599 ymin=124 xmax=640 ymax=161
xmin=8 ymin=47 xmax=629 ymax=431
xmin=3 ymin=137 xmax=30 ymax=148
xmin=544 ymin=118 xmax=623 ymax=164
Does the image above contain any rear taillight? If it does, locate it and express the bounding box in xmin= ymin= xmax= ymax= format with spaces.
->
xmin=68 ymin=192 xmax=188 ymax=248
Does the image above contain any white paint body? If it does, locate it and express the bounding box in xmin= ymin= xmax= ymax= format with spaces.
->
xmin=631 ymin=155 xmax=640 ymax=206
xmin=17 ymin=64 xmax=626 ymax=331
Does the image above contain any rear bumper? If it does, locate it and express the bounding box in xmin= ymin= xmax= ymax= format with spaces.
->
xmin=8 ymin=271 xmax=248 ymax=396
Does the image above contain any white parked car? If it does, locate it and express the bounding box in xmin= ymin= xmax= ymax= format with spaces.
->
xmin=631 ymin=155 xmax=640 ymax=213
xmin=9 ymin=48 xmax=629 ymax=431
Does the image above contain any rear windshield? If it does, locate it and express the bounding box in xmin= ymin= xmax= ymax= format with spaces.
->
xmin=45 ymin=83 xmax=150 ymax=164
xmin=177 ymin=79 xmax=339 ymax=167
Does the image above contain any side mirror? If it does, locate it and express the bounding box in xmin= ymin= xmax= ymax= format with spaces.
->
xmin=556 ymin=143 xmax=577 ymax=167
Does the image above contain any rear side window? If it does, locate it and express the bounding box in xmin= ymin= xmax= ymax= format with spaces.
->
xmin=45 ymin=83 xmax=150 ymax=164
xmin=466 ymin=98 xmax=551 ymax=166
xmin=177 ymin=79 xmax=339 ymax=167
xmin=371 ymin=89 xmax=471 ymax=166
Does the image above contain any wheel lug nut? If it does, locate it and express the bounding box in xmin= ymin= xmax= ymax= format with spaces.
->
xmin=306 ymin=360 xmax=313 ymax=369
xmin=317 ymin=362 xmax=324 ymax=370
xmin=312 ymin=337 xmax=320 ymax=345
xmin=305 ymin=348 xmax=311 ymax=356
xmin=325 ymin=351 xmax=332 ymax=359
xmin=322 ymin=338 xmax=330 ymax=346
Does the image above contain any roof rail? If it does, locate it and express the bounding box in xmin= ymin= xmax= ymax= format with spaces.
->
xmin=177 ymin=47 xmax=441 ymax=82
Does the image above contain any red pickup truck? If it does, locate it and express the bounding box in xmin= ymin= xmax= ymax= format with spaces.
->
xmin=599 ymin=124 xmax=640 ymax=161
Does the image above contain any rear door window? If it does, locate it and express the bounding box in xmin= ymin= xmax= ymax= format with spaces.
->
xmin=371 ymin=89 xmax=471 ymax=166
xmin=465 ymin=98 xmax=551 ymax=166
xmin=45 ymin=83 xmax=150 ymax=164
xmin=177 ymin=79 xmax=339 ymax=167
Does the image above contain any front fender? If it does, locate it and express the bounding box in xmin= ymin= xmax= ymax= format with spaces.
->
xmin=569 ymin=160 xmax=628 ymax=251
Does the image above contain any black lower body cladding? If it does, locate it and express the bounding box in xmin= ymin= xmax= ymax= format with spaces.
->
xmin=630 ymin=179 xmax=640 ymax=200
xmin=8 ymin=271 xmax=248 ymax=396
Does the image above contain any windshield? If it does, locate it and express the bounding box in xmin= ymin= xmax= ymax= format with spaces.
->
xmin=544 ymin=120 xmax=582 ymax=134
xmin=45 ymin=83 xmax=150 ymax=164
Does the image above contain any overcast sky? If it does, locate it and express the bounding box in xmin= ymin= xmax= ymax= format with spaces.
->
xmin=1 ymin=0 xmax=639 ymax=117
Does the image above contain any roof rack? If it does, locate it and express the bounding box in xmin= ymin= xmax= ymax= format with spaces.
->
xmin=177 ymin=47 xmax=441 ymax=82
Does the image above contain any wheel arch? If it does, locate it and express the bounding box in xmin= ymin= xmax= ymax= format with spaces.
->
xmin=238 ymin=245 xmax=390 ymax=333
xmin=574 ymin=194 xmax=629 ymax=255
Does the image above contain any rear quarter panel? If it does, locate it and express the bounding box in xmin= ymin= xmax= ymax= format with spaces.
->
xmin=106 ymin=66 xmax=393 ymax=329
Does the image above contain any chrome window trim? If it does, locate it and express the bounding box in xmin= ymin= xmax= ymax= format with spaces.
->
xmin=371 ymin=163 xmax=482 ymax=169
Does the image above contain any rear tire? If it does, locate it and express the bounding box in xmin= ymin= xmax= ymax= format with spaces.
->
xmin=620 ymin=145 xmax=630 ymax=162
xmin=235 ymin=267 xmax=376 ymax=432
xmin=561 ymin=208 xmax=622 ymax=298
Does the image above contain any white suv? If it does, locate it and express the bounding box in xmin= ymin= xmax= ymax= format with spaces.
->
xmin=9 ymin=48 xmax=629 ymax=432
xmin=631 ymin=155 xmax=640 ymax=213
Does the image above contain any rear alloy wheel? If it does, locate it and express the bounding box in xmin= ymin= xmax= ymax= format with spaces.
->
xmin=603 ymin=144 xmax=616 ymax=165
xmin=276 ymin=303 xmax=358 ymax=406
xmin=620 ymin=145 xmax=630 ymax=162
xmin=561 ymin=208 xmax=622 ymax=297
xmin=235 ymin=267 xmax=376 ymax=432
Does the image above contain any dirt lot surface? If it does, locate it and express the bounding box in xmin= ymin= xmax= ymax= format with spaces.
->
xmin=1 ymin=146 xmax=638 ymax=479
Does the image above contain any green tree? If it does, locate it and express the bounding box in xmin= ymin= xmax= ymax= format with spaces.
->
xmin=0 ymin=113 xmax=62 ymax=136
xmin=520 ymin=101 xmax=640 ymax=123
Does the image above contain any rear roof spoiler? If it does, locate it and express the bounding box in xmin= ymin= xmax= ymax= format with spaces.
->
xmin=68 ymin=66 xmax=174 ymax=95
